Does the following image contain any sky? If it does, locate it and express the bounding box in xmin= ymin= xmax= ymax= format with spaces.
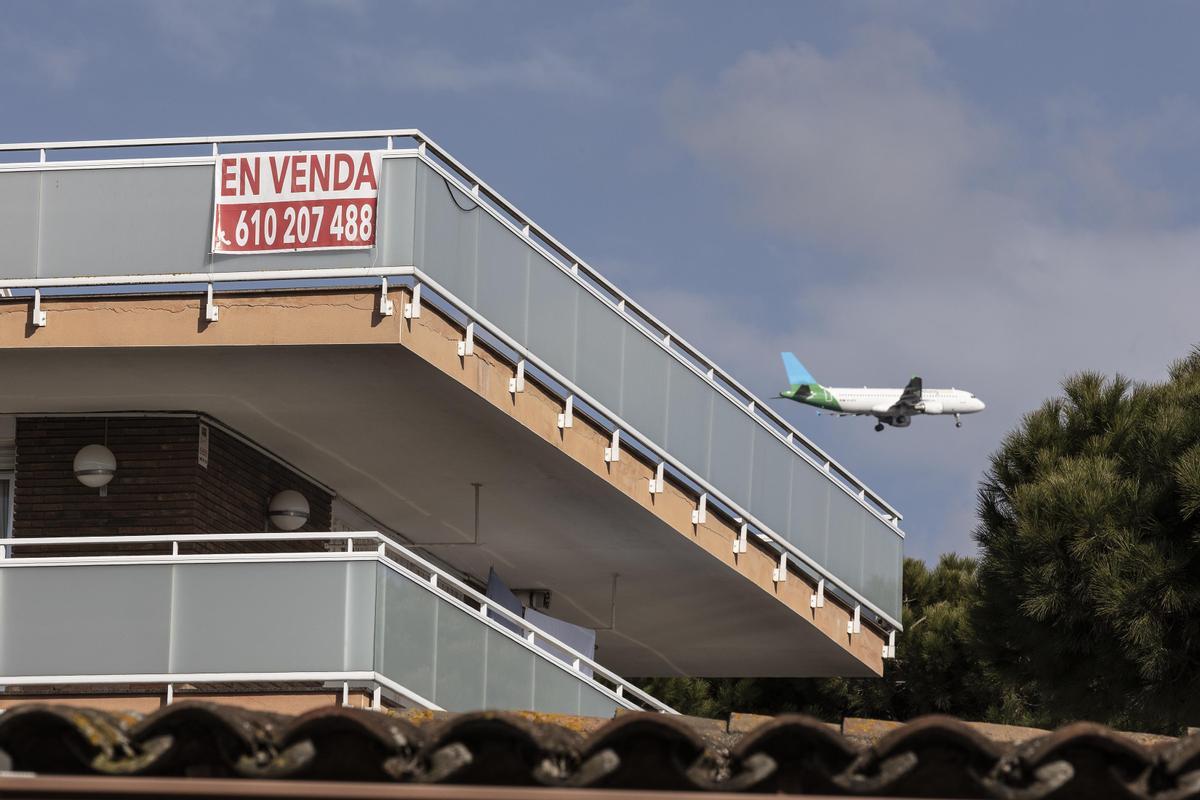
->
xmin=3 ymin=0 xmax=1198 ymax=562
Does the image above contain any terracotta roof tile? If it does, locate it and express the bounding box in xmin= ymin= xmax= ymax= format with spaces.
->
xmin=0 ymin=701 xmax=1196 ymax=798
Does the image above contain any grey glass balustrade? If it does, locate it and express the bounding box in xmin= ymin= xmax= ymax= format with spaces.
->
xmin=0 ymin=146 xmax=903 ymax=623
xmin=408 ymin=160 xmax=902 ymax=620
xmin=0 ymin=558 xmax=621 ymax=717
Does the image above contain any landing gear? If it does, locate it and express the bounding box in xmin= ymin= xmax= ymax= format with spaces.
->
xmin=875 ymin=422 xmax=885 ymax=432
xmin=955 ymin=413 xmax=962 ymax=428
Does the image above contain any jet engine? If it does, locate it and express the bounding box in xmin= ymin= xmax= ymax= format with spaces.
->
xmin=915 ymin=400 xmax=943 ymax=414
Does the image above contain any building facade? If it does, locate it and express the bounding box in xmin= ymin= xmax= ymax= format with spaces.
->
xmin=0 ymin=131 xmax=903 ymax=717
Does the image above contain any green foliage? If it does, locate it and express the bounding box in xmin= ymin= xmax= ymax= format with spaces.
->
xmin=640 ymin=554 xmax=1031 ymax=725
xmin=975 ymin=348 xmax=1200 ymax=732
xmin=643 ymin=349 xmax=1200 ymax=733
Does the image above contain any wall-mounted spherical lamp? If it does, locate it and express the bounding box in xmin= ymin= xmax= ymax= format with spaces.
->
xmin=269 ymin=490 xmax=309 ymax=531
xmin=73 ymin=444 xmax=116 ymax=489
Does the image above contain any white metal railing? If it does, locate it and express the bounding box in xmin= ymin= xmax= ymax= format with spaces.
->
xmin=0 ymin=261 xmax=901 ymax=631
xmin=0 ymin=260 xmax=901 ymax=629
xmin=0 ymin=129 xmax=903 ymax=631
xmin=0 ymin=129 xmax=899 ymax=523
xmin=0 ymin=531 xmax=676 ymax=715
xmin=406 ymin=268 xmax=902 ymax=631
xmin=0 ymin=672 xmax=397 ymax=711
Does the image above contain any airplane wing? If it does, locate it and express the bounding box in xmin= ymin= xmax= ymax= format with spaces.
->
xmin=888 ymin=376 xmax=923 ymax=413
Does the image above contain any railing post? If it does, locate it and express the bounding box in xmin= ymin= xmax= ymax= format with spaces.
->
xmin=509 ymin=359 xmax=526 ymax=395
xmin=733 ymin=523 xmax=748 ymax=554
xmin=648 ymin=462 xmax=665 ymax=495
xmin=204 ymin=284 xmax=218 ymax=323
xmin=772 ymin=552 xmax=788 ymax=584
xmin=604 ymin=429 xmax=621 ymax=463
xmin=378 ymin=276 xmax=395 ymax=317
xmin=558 ymin=395 xmax=573 ymax=429
xmin=31 ymin=289 xmax=47 ymax=328
xmin=404 ymin=282 xmax=422 ymax=319
xmin=457 ymin=322 xmax=475 ymax=357
xmin=692 ymin=493 xmax=707 ymax=525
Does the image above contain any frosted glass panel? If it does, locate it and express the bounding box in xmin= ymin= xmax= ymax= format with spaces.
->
xmin=378 ymin=566 xmax=438 ymax=701
xmin=484 ymin=629 xmax=535 ymax=711
xmin=0 ymin=564 xmax=171 ymax=675
xmin=434 ymin=602 xmax=486 ymax=710
xmin=534 ymin=657 xmax=581 ymax=714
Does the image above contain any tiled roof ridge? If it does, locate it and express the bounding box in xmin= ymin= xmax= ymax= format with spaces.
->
xmin=0 ymin=701 xmax=1196 ymax=798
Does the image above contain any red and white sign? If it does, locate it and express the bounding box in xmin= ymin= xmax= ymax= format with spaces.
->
xmin=212 ymin=150 xmax=382 ymax=253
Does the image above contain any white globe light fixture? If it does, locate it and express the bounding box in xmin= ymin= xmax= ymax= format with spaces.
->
xmin=73 ymin=444 xmax=116 ymax=489
xmin=269 ymin=490 xmax=309 ymax=531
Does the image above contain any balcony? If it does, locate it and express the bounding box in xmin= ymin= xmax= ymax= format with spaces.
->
xmin=0 ymin=130 xmax=903 ymax=676
xmin=0 ymin=532 xmax=671 ymax=716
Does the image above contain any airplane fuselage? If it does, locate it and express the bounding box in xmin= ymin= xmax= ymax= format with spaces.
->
xmin=782 ymin=385 xmax=985 ymax=428
xmin=776 ymin=353 xmax=985 ymax=430
xmin=816 ymin=387 xmax=983 ymax=416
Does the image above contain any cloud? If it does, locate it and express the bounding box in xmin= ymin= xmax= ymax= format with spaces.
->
xmin=0 ymin=26 xmax=93 ymax=89
xmin=1037 ymin=94 xmax=1200 ymax=226
xmin=140 ymin=1 xmax=605 ymax=95
xmin=664 ymin=27 xmax=1019 ymax=270
xmin=657 ymin=26 xmax=1200 ymax=559
xmin=851 ymin=0 xmax=1004 ymax=32
xmin=345 ymin=45 xmax=607 ymax=96
xmin=142 ymin=0 xmax=277 ymax=76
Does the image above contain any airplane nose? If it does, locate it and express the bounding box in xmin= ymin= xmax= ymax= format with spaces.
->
xmin=974 ymin=399 xmax=986 ymax=412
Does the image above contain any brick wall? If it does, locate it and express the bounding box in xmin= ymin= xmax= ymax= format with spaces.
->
xmin=195 ymin=423 xmax=331 ymax=534
xmin=13 ymin=416 xmax=331 ymax=542
xmin=15 ymin=416 xmax=201 ymax=537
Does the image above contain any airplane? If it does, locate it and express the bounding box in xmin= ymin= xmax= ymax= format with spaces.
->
xmin=776 ymin=352 xmax=985 ymax=431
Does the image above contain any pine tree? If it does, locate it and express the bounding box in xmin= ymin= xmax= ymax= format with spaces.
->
xmin=975 ymin=348 xmax=1200 ymax=732
xmin=640 ymin=554 xmax=1025 ymax=724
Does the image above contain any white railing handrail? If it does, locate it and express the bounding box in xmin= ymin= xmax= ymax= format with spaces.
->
xmin=371 ymin=545 xmax=673 ymax=714
xmin=0 ymin=132 xmax=904 ymax=627
xmin=410 ymin=136 xmax=899 ymax=521
xmin=0 ymin=128 xmax=899 ymax=521
xmin=0 ymin=130 xmax=423 ymax=153
xmin=404 ymin=268 xmax=903 ymax=630
xmin=0 ymin=532 xmax=378 ymax=546
xmin=0 ymin=261 xmax=902 ymax=629
xmin=0 ymin=530 xmax=676 ymax=714
xmin=411 ymin=154 xmax=902 ymax=528
xmin=0 ymin=671 xmax=439 ymax=711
